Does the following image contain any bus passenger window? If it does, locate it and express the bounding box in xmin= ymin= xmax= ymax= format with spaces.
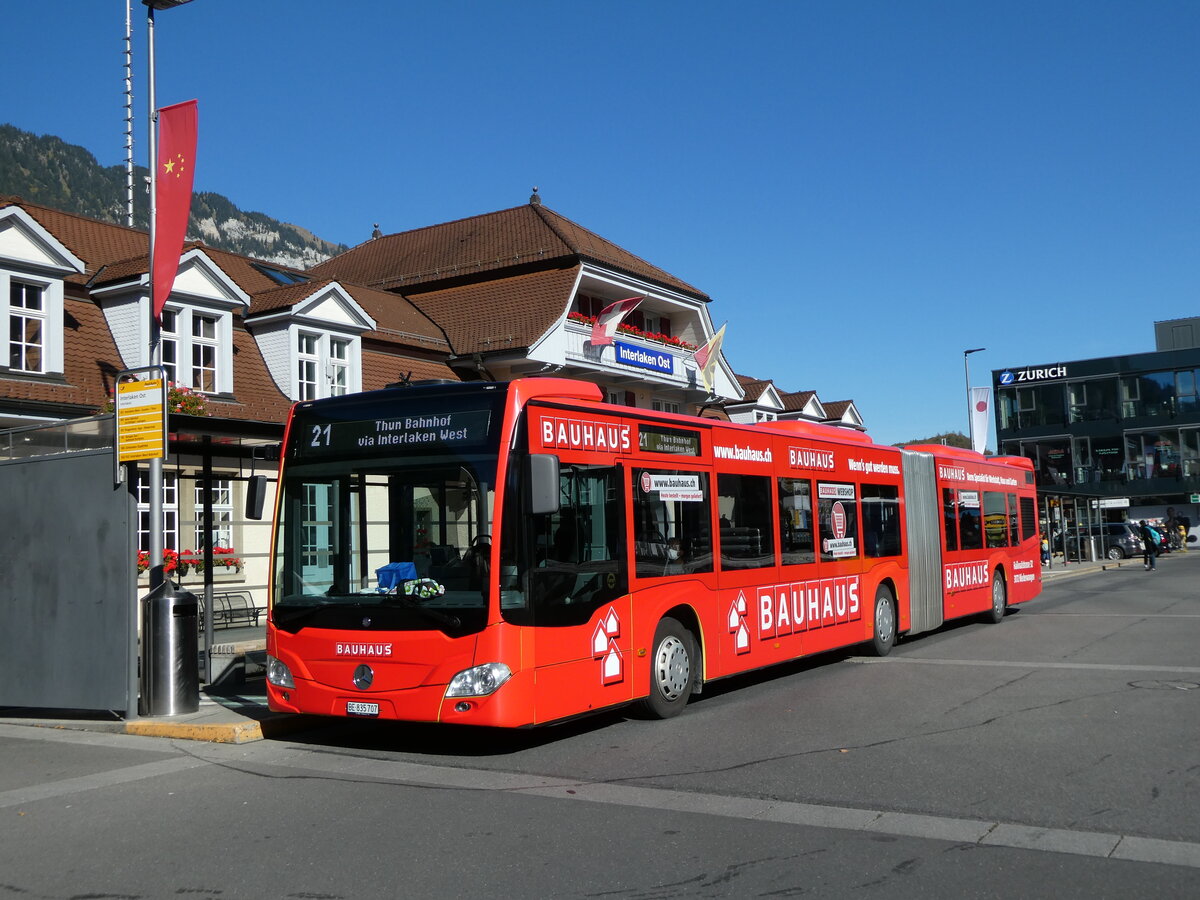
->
xmin=861 ymin=484 xmax=901 ymax=558
xmin=959 ymin=490 xmax=983 ymax=551
xmin=778 ymin=478 xmax=814 ymax=566
xmin=984 ymin=491 xmax=1008 ymax=548
xmin=817 ymin=482 xmax=859 ymax=562
xmin=1019 ymin=496 xmax=1037 ymax=542
xmin=718 ymin=474 xmax=775 ymax=570
xmin=943 ymin=488 xmax=959 ymax=552
xmin=631 ymin=469 xmax=713 ymax=578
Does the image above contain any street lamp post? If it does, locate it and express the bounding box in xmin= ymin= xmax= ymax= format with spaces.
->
xmin=964 ymin=347 xmax=985 ymax=451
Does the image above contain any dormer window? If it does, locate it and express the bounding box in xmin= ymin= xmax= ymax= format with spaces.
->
xmin=297 ymin=330 xmax=357 ymax=400
xmin=9 ymin=280 xmax=45 ymax=372
xmin=161 ymin=306 xmax=230 ymax=393
xmin=0 ymin=206 xmax=79 ymax=378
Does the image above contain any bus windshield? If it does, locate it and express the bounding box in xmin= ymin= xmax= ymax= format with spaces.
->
xmin=271 ymin=381 xmax=509 ymax=633
xmin=272 ymin=458 xmax=497 ymax=633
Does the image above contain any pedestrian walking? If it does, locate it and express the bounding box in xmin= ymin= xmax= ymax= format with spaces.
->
xmin=1138 ymin=520 xmax=1158 ymax=570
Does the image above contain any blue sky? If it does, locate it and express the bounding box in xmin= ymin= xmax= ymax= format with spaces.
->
xmin=4 ymin=1 xmax=1198 ymax=447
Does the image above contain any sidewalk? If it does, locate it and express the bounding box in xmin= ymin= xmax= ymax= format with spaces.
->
xmin=0 ymin=624 xmax=317 ymax=745
xmin=1 ymin=552 xmax=1181 ymax=744
xmin=1041 ymin=550 xmax=1170 ymax=580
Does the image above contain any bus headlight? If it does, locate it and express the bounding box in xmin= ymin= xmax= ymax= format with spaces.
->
xmin=445 ymin=662 xmax=512 ymax=698
xmin=266 ymin=655 xmax=295 ymax=689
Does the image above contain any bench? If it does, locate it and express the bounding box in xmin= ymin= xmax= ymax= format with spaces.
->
xmin=200 ymin=591 xmax=265 ymax=628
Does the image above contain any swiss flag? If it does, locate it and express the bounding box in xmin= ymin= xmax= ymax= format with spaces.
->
xmin=589 ymin=297 xmax=641 ymax=346
xmin=152 ymin=99 xmax=198 ymax=321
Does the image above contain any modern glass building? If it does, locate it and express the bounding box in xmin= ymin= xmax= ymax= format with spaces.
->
xmin=993 ymin=317 xmax=1200 ymax=539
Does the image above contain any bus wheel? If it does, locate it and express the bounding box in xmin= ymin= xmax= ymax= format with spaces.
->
xmin=871 ymin=586 xmax=896 ymax=657
xmin=987 ymin=572 xmax=1007 ymax=624
xmin=640 ymin=617 xmax=693 ymax=719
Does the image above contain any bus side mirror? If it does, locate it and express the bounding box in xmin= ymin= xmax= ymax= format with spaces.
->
xmin=527 ymin=454 xmax=560 ymax=515
xmin=246 ymin=475 xmax=267 ymax=521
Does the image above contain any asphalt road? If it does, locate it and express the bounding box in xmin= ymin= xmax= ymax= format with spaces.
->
xmin=2 ymin=555 xmax=1198 ymax=898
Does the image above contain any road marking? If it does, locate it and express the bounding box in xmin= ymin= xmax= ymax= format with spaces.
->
xmin=1032 ymin=613 xmax=1200 ymax=618
xmin=5 ymin=723 xmax=1199 ymax=870
xmin=851 ymin=657 xmax=1200 ymax=674
xmin=0 ymin=756 xmax=206 ymax=809
xmin=252 ymin=748 xmax=1200 ymax=870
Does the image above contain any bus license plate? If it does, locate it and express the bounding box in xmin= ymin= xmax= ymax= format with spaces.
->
xmin=346 ymin=701 xmax=379 ymax=717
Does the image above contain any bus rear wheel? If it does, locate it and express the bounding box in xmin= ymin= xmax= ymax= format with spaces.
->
xmin=871 ymin=586 xmax=896 ymax=657
xmin=987 ymin=572 xmax=1007 ymax=624
xmin=640 ymin=617 xmax=693 ymax=719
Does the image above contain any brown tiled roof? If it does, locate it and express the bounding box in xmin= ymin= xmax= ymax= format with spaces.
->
xmin=733 ymin=374 xmax=772 ymax=402
xmin=246 ymin=279 xmax=336 ymax=315
xmin=0 ymin=199 xmax=456 ymax=425
xmin=401 ymin=265 xmax=580 ymax=356
xmin=779 ymin=390 xmax=818 ymax=413
xmin=822 ymin=400 xmax=855 ymax=419
xmin=361 ymin=350 xmax=457 ymax=391
xmin=89 ymin=254 xmax=149 ymax=285
xmin=196 ymin=245 xmax=311 ymax=297
xmin=339 ymin=284 xmax=449 ymax=349
xmin=0 ymin=294 xmax=126 ymax=415
xmin=313 ymin=204 xmax=709 ymax=299
xmin=3 ymin=197 xmax=148 ymax=285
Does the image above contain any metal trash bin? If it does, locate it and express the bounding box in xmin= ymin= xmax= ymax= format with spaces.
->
xmin=140 ymin=580 xmax=199 ymax=716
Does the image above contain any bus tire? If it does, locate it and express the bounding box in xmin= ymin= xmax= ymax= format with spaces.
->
xmin=987 ymin=571 xmax=1007 ymax=624
xmin=871 ymin=586 xmax=896 ymax=657
xmin=640 ymin=617 xmax=693 ymax=719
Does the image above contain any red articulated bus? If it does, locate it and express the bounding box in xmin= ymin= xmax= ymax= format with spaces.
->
xmin=265 ymin=378 xmax=1041 ymax=726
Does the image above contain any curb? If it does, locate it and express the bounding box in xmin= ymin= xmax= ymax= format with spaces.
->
xmin=122 ymin=710 xmax=319 ymax=744
xmin=124 ymin=718 xmax=267 ymax=743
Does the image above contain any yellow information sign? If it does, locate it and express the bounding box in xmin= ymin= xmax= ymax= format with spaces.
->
xmin=116 ymin=378 xmax=166 ymax=462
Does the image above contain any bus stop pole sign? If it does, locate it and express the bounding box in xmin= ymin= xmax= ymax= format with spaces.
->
xmin=114 ymin=367 xmax=167 ymax=483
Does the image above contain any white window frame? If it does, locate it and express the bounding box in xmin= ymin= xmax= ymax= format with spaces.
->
xmin=9 ymin=279 xmax=46 ymax=373
xmin=329 ymin=336 xmax=351 ymax=397
xmin=292 ymin=328 xmax=361 ymax=400
xmin=137 ymin=470 xmax=179 ymax=552
xmin=159 ymin=304 xmax=233 ymax=393
xmin=652 ymin=398 xmax=680 ymax=414
xmin=297 ymin=332 xmax=320 ymax=401
xmin=193 ymin=477 xmax=234 ymax=550
xmin=0 ymin=270 xmax=65 ymax=375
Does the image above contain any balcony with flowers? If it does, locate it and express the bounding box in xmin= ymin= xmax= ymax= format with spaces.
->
xmin=563 ymin=311 xmax=704 ymax=387
xmin=564 ymin=311 xmax=699 ymax=352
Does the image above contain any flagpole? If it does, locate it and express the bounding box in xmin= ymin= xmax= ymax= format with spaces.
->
xmin=963 ymin=347 xmax=985 ymax=455
xmin=146 ymin=2 xmax=165 ymax=593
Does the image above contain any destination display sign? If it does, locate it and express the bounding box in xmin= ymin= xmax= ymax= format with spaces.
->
xmin=638 ymin=425 xmax=701 ymax=456
xmin=294 ymin=409 xmax=493 ymax=458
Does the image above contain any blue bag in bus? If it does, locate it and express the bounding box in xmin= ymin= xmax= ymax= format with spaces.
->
xmin=376 ymin=561 xmax=418 ymax=592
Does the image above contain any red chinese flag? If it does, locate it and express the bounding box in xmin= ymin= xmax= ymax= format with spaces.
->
xmin=152 ymin=99 xmax=198 ymax=321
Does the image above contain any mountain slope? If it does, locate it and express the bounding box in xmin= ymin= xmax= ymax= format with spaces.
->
xmin=0 ymin=123 xmax=346 ymax=267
